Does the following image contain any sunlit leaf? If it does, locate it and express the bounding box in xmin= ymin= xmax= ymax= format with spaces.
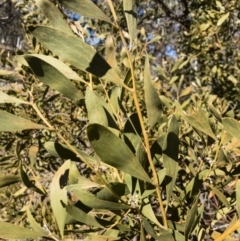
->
xmin=0 ymin=90 xmax=28 ymax=104
xmin=162 ymin=115 xmax=179 ymax=207
xmin=217 ymin=12 xmax=230 ymax=26
xmin=66 ymin=205 xmax=112 ymax=228
xmin=0 ymin=110 xmax=45 ymax=132
xmin=35 ymin=0 xmax=72 ymax=34
xmin=31 ymin=26 xmax=125 ymax=87
xmin=176 ymin=102 xmax=216 ymax=140
xmin=25 ymin=55 xmax=83 ymax=100
xmin=236 ymin=180 xmax=240 ymax=217
xmin=28 ymin=145 xmax=39 ymax=167
xmin=123 ymin=0 xmax=137 ymax=45
xmin=26 ymin=206 xmax=49 ymax=236
xmin=87 ymin=124 xmax=152 ymax=183
xmin=144 ymin=54 xmax=163 ymax=128
xmin=50 ymin=160 xmax=70 ymax=238
xmin=60 ymin=0 xmax=111 ymax=23
xmin=65 ymin=188 xmax=130 ymax=210
xmin=222 ymin=117 xmax=240 ymax=142
xmin=0 ymin=222 xmax=43 ymax=239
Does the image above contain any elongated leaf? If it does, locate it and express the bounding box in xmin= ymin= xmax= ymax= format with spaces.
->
xmin=86 ymin=234 xmax=120 ymax=241
xmin=50 ymin=160 xmax=70 ymax=238
xmin=87 ymin=124 xmax=151 ymax=183
xmin=35 ymin=0 xmax=72 ymax=34
xmin=176 ymin=102 xmax=216 ymax=140
xmin=25 ymin=54 xmax=83 ymax=82
xmin=144 ymin=54 xmax=162 ymax=128
xmin=26 ymin=206 xmax=49 ymax=236
xmin=25 ymin=55 xmax=83 ymax=100
xmin=66 ymin=178 xmax=101 ymax=190
xmin=0 ymin=110 xmax=45 ymax=132
xmin=0 ymin=90 xmax=28 ymax=104
xmin=66 ymin=205 xmax=112 ymax=228
xmin=236 ymin=180 xmax=240 ymax=217
xmin=60 ymin=0 xmax=111 ymax=23
xmin=44 ymin=141 xmax=97 ymax=165
xmin=0 ymin=222 xmax=43 ymax=239
xmin=162 ymin=115 xmax=179 ymax=207
xmin=141 ymin=198 xmax=162 ymax=227
xmin=217 ymin=12 xmax=230 ymax=26
xmin=123 ymin=0 xmax=137 ymax=45
xmin=31 ymin=26 xmax=124 ymax=87
xmin=65 ymin=188 xmax=130 ymax=210
xmin=206 ymin=183 xmax=230 ymax=208
xmin=0 ymin=174 xmax=21 ymax=187
xmin=85 ymin=87 xmax=117 ymax=128
xmin=185 ymin=195 xmax=199 ymax=240
xmin=222 ymin=117 xmax=240 ymax=142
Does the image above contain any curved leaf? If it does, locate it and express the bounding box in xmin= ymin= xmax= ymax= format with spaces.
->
xmin=60 ymin=0 xmax=111 ymax=23
xmin=0 ymin=90 xmax=28 ymax=104
xmin=50 ymin=160 xmax=70 ymax=238
xmin=0 ymin=174 xmax=21 ymax=187
xmin=0 ymin=110 xmax=45 ymax=132
xmin=31 ymin=26 xmax=125 ymax=87
xmin=222 ymin=117 xmax=240 ymax=142
xmin=66 ymin=188 xmax=130 ymax=210
xmin=25 ymin=55 xmax=83 ymax=100
xmin=87 ymin=124 xmax=151 ymax=183
xmin=0 ymin=221 xmax=43 ymax=239
xmin=144 ymin=54 xmax=162 ymax=128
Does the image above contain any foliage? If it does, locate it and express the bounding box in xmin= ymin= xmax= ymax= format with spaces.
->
xmin=0 ymin=0 xmax=240 ymax=241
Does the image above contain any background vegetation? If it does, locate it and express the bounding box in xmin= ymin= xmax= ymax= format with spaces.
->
xmin=0 ymin=0 xmax=240 ymax=240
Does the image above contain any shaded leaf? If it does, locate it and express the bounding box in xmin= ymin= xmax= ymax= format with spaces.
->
xmin=144 ymin=54 xmax=163 ymax=128
xmin=50 ymin=160 xmax=70 ymax=238
xmin=31 ymin=26 xmax=125 ymax=87
xmin=25 ymin=55 xmax=83 ymax=100
xmin=0 ymin=174 xmax=21 ymax=187
xmin=162 ymin=115 xmax=179 ymax=207
xmin=65 ymin=188 xmax=130 ymax=210
xmin=176 ymin=102 xmax=216 ymax=140
xmin=123 ymin=0 xmax=137 ymax=45
xmin=222 ymin=117 xmax=240 ymax=142
xmin=35 ymin=0 xmax=72 ymax=34
xmin=0 ymin=90 xmax=28 ymax=104
xmin=87 ymin=124 xmax=151 ymax=183
xmin=0 ymin=110 xmax=45 ymax=132
xmin=185 ymin=195 xmax=199 ymax=240
xmin=60 ymin=0 xmax=111 ymax=23
xmin=0 ymin=221 xmax=43 ymax=239
xmin=44 ymin=141 xmax=97 ymax=165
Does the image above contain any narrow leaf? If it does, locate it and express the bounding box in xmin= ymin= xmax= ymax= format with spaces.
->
xmin=31 ymin=26 xmax=124 ymax=86
xmin=236 ymin=180 xmax=240 ymax=217
xmin=66 ymin=205 xmax=112 ymax=228
xmin=0 ymin=90 xmax=28 ymax=104
xmin=176 ymin=102 xmax=216 ymax=140
xmin=185 ymin=195 xmax=199 ymax=240
xmin=25 ymin=55 xmax=83 ymax=100
xmin=217 ymin=12 xmax=230 ymax=26
xmin=87 ymin=124 xmax=152 ymax=183
xmin=26 ymin=206 xmax=49 ymax=236
xmin=0 ymin=222 xmax=43 ymax=239
xmin=65 ymin=188 xmax=130 ymax=210
xmin=144 ymin=54 xmax=162 ymax=128
xmin=162 ymin=115 xmax=179 ymax=207
xmin=44 ymin=141 xmax=97 ymax=165
xmin=0 ymin=110 xmax=45 ymax=132
xmin=222 ymin=117 xmax=240 ymax=142
xmin=50 ymin=160 xmax=70 ymax=238
xmin=60 ymin=0 xmax=111 ymax=23
xmin=0 ymin=174 xmax=21 ymax=187
xmin=35 ymin=0 xmax=72 ymax=34
xmin=123 ymin=0 xmax=137 ymax=45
